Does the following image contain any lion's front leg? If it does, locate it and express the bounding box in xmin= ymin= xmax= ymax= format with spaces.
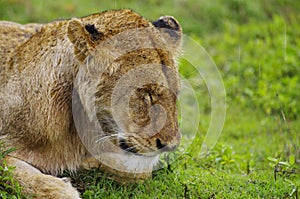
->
xmin=5 ymin=156 xmax=80 ymax=199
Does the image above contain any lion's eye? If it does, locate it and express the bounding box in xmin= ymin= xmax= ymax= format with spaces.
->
xmin=144 ymin=93 xmax=153 ymax=105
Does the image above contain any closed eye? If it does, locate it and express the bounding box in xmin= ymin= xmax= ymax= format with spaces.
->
xmin=149 ymin=93 xmax=153 ymax=102
xmin=144 ymin=92 xmax=153 ymax=105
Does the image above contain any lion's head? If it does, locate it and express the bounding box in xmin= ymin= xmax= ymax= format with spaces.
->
xmin=67 ymin=9 xmax=182 ymax=180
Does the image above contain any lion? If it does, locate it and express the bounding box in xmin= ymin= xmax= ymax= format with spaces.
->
xmin=0 ymin=9 xmax=182 ymax=198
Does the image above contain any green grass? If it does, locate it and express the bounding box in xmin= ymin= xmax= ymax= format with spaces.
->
xmin=1 ymin=0 xmax=299 ymax=198
xmin=0 ymin=145 xmax=24 ymax=199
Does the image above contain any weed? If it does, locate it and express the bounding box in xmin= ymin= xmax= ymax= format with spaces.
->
xmin=0 ymin=144 xmax=25 ymax=199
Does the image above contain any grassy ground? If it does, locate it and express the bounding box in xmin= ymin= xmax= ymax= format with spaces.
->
xmin=0 ymin=0 xmax=299 ymax=198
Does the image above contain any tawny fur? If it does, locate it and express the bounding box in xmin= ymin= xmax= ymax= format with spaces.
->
xmin=0 ymin=9 xmax=182 ymax=198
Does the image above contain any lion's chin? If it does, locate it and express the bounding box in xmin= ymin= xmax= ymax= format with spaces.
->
xmin=95 ymin=152 xmax=159 ymax=183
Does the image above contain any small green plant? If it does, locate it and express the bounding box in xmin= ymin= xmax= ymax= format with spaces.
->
xmin=268 ymin=156 xmax=299 ymax=180
xmin=0 ymin=145 xmax=25 ymax=199
xmin=268 ymin=156 xmax=299 ymax=198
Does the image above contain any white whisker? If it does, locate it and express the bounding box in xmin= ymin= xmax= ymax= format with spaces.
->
xmin=95 ymin=134 xmax=118 ymax=143
xmin=123 ymin=146 xmax=136 ymax=152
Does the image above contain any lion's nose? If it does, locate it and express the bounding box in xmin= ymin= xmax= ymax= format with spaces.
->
xmin=156 ymin=138 xmax=179 ymax=152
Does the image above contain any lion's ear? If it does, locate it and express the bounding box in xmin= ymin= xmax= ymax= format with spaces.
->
xmin=152 ymin=16 xmax=182 ymax=51
xmin=67 ymin=18 xmax=104 ymax=62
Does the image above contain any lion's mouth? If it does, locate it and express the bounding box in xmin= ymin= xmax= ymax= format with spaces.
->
xmin=118 ymin=138 xmax=176 ymax=157
xmin=119 ymin=139 xmax=139 ymax=154
xmin=118 ymin=139 xmax=159 ymax=156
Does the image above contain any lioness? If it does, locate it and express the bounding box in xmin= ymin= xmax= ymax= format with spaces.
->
xmin=0 ymin=9 xmax=182 ymax=198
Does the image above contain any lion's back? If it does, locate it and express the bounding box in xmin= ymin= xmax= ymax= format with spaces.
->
xmin=0 ymin=21 xmax=43 ymax=85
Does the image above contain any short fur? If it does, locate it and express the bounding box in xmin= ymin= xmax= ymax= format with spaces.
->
xmin=0 ymin=9 xmax=182 ymax=198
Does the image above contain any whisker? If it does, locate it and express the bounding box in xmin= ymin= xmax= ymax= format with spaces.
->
xmin=123 ymin=146 xmax=136 ymax=152
xmin=95 ymin=134 xmax=118 ymax=143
